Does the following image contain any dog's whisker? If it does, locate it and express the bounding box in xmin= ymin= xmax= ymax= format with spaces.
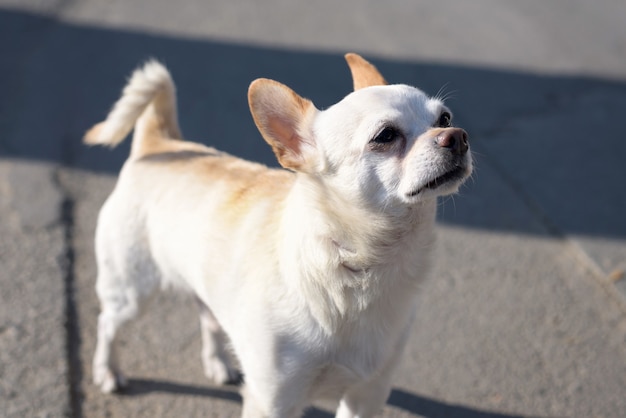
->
xmin=434 ymin=83 xmax=458 ymax=103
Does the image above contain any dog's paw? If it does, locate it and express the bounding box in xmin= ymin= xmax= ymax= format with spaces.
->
xmin=203 ymin=356 xmax=241 ymax=385
xmin=94 ymin=367 xmax=127 ymax=393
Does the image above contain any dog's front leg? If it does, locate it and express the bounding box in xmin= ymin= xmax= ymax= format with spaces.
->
xmin=334 ymin=375 xmax=393 ymax=418
xmin=240 ymin=381 xmax=309 ymax=418
xmin=238 ymin=347 xmax=316 ymax=418
xmin=335 ymin=322 xmax=412 ymax=418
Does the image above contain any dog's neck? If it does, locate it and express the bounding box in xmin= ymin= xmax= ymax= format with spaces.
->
xmin=280 ymin=173 xmax=437 ymax=333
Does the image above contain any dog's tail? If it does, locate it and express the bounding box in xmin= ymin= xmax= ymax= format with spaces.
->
xmin=83 ymin=60 xmax=182 ymax=157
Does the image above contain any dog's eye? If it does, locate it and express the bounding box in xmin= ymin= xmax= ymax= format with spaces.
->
xmin=436 ymin=112 xmax=452 ymax=128
xmin=372 ymin=127 xmax=400 ymax=145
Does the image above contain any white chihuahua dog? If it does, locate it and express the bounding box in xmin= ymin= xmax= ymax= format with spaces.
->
xmin=85 ymin=53 xmax=471 ymax=418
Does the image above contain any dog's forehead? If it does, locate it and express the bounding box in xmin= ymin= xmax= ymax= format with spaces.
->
xmin=330 ymin=84 xmax=441 ymax=123
xmin=315 ymin=84 xmax=442 ymax=141
xmin=352 ymin=83 xmax=427 ymax=102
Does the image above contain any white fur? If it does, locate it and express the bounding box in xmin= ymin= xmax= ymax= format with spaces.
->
xmin=87 ymin=56 xmax=472 ymax=418
xmin=84 ymin=60 xmax=182 ymax=150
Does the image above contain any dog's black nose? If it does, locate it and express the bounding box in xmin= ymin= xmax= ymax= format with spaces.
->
xmin=436 ymin=128 xmax=469 ymax=156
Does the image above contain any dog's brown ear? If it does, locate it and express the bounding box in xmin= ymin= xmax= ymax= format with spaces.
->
xmin=345 ymin=53 xmax=387 ymax=90
xmin=248 ymin=79 xmax=317 ymax=171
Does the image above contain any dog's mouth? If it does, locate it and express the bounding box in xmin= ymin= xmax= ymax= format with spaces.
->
xmin=408 ymin=165 xmax=468 ymax=197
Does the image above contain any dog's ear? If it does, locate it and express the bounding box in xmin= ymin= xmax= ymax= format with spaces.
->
xmin=248 ymin=79 xmax=317 ymax=171
xmin=345 ymin=53 xmax=387 ymax=90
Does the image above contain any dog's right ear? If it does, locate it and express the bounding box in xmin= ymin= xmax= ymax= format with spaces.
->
xmin=248 ymin=79 xmax=317 ymax=171
xmin=345 ymin=53 xmax=387 ymax=90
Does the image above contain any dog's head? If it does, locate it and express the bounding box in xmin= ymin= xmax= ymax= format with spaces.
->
xmin=248 ymin=53 xmax=472 ymax=215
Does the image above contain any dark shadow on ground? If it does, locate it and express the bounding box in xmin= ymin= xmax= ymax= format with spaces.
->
xmin=386 ymin=389 xmax=541 ymax=418
xmin=122 ymin=378 xmax=242 ymax=401
xmin=122 ymin=379 xmax=542 ymax=418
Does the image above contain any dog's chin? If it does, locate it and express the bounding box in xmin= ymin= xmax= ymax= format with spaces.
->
xmin=403 ymin=165 xmax=470 ymax=203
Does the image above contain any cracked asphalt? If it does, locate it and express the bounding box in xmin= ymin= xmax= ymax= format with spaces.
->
xmin=1 ymin=1 xmax=626 ymax=417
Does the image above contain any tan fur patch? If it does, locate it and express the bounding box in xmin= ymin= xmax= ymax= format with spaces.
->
xmin=134 ymin=136 xmax=294 ymax=226
xmin=345 ymin=53 xmax=388 ymax=91
xmin=83 ymin=122 xmax=105 ymax=145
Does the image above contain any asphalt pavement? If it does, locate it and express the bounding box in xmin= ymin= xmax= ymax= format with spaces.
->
xmin=1 ymin=1 xmax=625 ymax=417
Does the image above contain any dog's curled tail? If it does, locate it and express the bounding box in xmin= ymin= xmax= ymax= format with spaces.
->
xmin=84 ymin=60 xmax=182 ymax=156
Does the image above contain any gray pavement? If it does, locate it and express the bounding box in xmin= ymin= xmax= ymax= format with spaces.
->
xmin=1 ymin=1 xmax=625 ymax=417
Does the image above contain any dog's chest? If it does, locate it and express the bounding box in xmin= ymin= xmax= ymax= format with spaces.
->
xmin=293 ymin=227 xmax=434 ymax=396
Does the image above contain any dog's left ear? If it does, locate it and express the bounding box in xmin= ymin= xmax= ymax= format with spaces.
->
xmin=248 ymin=79 xmax=317 ymax=171
xmin=345 ymin=53 xmax=388 ymax=90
